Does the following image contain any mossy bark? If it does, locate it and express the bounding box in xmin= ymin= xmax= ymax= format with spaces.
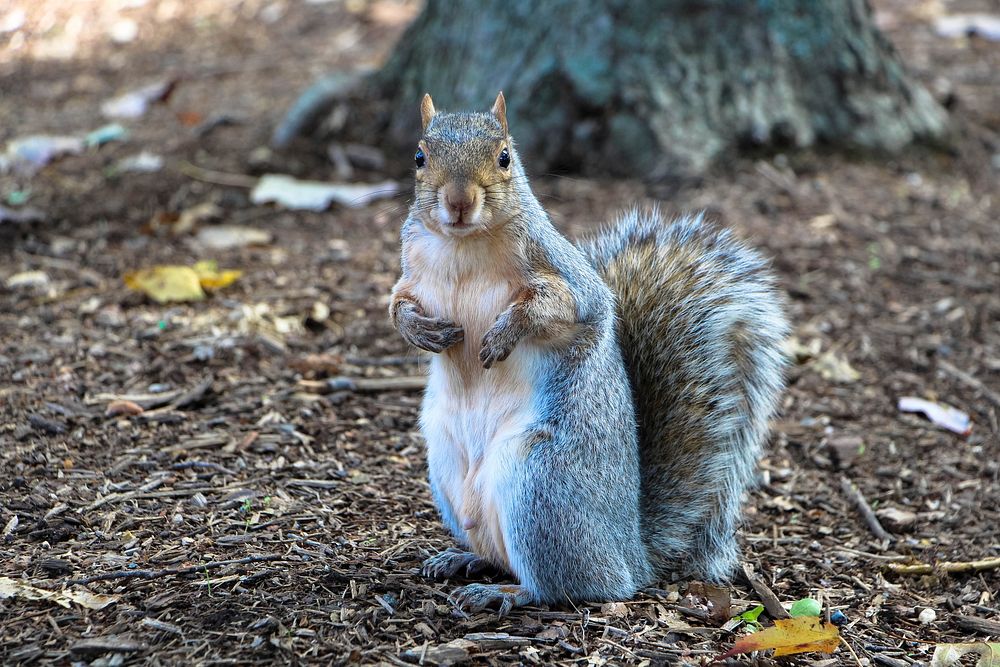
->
xmin=290 ymin=0 xmax=948 ymax=178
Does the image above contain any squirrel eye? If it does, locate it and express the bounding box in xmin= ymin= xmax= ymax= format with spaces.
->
xmin=414 ymin=148 xmax=425 ymax=168
xmin=498 ymin=147 xmax=510 ymax=170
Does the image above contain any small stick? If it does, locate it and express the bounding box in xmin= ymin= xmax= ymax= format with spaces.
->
xmin=177 ymin=160 xmax=257 ymax=188
xmin=67 ymin=554 xmax=283 ymax=585
xmin=953 ymin=614 xmax=1000 ymax=635
xmin=298 ymin=375 xmax=427 ymax=394
xmin=938 ymin=359 xmax=1000 ymax=409
xmin=886 ymin=556 xmax=1000 ymax=576
xmin=839 ymin=476 xmax=893 ymax=543
xmin=739 ymin=562 xmax=790 ymax=620
xmin=840 ymin=636 xmax=865 ymax=667
xmin=170 ymin=461 xmax=235 ymax=475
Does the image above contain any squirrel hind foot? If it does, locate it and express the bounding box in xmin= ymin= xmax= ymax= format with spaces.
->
xmin=451 ymin=583 xmax=534 ymax=617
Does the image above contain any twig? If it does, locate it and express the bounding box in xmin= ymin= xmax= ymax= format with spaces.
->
xmin=344 ymin=355 xmax=424 ymax=367
xmin=67 ymin=554 xmax=283 ymax=585
xmin=739 ymin=562 xmax=790 ymax=620
xmin=954 ymin=614 xmax=1000 ymax=635
xmin=840 ymin=636 xmax=865 ymax=667
xmin=326 ymin=375 xmax=426 ymax=393
xmin=938 ymin=359 xmax=1000 ymax=409
xmin=87 ymin=377 xmax=213 ymax=411
xmin=177 ymin=160 xmax=257 ymax=188
xmin=170 ymin=461 xmax=235 ymax=475
xmin=169 ymin=376 xmax=214 ymax=409
xmin=886 ymin=556 xmax=1000 ymax=576
xmin=839 ymin=476 xmax=893 ymax=543
xmin=832 ymin=547 xmax=910 ymax=562
xmin=297 ymin=375 xmax=427 ymax=394
xmin=79 ymin=476 xmax=169 ymax=513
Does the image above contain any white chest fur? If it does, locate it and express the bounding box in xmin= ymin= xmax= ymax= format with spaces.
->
xmin=407 ymin=229 xmax=540 ymax=567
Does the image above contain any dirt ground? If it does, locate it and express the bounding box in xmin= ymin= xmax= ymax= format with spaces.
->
xmin=1 ymin=1 xmax=999 ymax=665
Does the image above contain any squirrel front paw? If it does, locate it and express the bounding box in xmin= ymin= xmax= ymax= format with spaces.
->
xmin=396 ymin=302 xmax=465 ymax=353
xmin=480 ymin=314 xmax=521 ymax=369
xmin=422 ymin=548 xmax=491 ymax=579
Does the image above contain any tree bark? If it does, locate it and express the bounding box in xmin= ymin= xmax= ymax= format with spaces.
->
xmin=281 ymin=0 xmax=948 ymax=178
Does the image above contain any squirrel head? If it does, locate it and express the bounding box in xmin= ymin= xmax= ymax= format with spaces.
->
xmin=412 ymin=92 xmax=520 ymax=238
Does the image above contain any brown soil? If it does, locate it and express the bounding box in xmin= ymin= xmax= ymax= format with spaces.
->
xmin=1 ymin=1 xmax=998 ymax=664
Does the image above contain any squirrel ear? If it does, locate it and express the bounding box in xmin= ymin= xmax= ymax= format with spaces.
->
xmin=491 ymin=91 xmax=508 ymax=136
xmin=420 ymin=94 xmax=436 ymax=133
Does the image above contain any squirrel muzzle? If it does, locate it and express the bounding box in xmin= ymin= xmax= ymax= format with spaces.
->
xmin=438 ymin=181 xmax=484 ymax=229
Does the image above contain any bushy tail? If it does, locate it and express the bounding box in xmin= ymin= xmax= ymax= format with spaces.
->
xmin=579 ymin=209 xmax=788 ymax=582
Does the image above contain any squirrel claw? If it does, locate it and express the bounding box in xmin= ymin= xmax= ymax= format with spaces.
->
xmin=450 ymin=583 xmax=533 ymax=617
xmin=402 ymin=314 xmax=464 ymax=354
xmin=422 ymin=548 xmax=486 ymax=580
xmin=479 ymin=332 xmax=514 ymax=369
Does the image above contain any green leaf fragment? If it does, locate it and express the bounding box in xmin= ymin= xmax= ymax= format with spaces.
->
xmin=739 ymin=604 xmax=765 ymax=623
xmin=790 ymin=598 xmax=822 ymax=617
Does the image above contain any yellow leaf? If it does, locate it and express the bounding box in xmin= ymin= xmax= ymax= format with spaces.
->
xmin=193 ymin=260 xmax=242 ymax=290
xmin=124 ymin=266 xmax=205 ymax=303
xmin=124 ymin=262 xmax=241 ymax=301
xmin=717 ymin=616 xmax=839 ymax=661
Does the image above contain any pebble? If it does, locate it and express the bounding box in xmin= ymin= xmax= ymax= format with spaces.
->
xmin=918 ymin=608 xmax=937 ymax=624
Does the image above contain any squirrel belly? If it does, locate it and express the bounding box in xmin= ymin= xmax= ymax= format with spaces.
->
xmin=405 ymin=216 xmax=653 ymax=603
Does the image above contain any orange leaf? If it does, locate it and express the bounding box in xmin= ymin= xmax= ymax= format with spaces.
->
xmin=716 ymin=617 xmax=839 ymax=661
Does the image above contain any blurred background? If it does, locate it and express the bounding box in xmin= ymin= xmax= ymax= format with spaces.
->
xmin=1 ymin=1 xmax=998 ymax=664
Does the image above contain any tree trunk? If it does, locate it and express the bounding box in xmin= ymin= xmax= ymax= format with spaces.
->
xmin=284 ymin=0 xmax=948 ymax=178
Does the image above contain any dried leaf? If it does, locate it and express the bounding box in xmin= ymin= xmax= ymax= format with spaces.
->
xmin=0 ymin=577 xmax=118 ymax=610
xmin=105 ymin=400 xmax=145 ymax=417
xmin=194 ymin=225 xmax=271 ymax=250
xmin=934 ymin=14 xmax=1000 ymax=40
xmin=250 ymin=174 xmax=400 ymax=211
xmin=782 ymin=336 xmax=821 ymax=363
xmin=5 ymin=270 xmax=50 ymax=289
xmin=600 ymin=601 xmax=630 ymax=618
xmin=812 ymin=350 xmax=860 ymax=383
xmin=687 ymin=581 xmax=732 ymax=625
xmin=124 ymin=266 xmax=205 ymax=303
xmin=124 ymin=262 xmax=241 ymax=302
xmin=115 ymin=151 xmax=163 ymax=173
xmin=898 ymin=396 xmax=972 ymax=435
xmin=175 ymin=202 xmax=222 ymax=235
xmin=193 ymin=260 xmax=242 ymax=289
xmin=716 ymin=617 xmax=839 ymax=661
xmin=875 ymin=506 xmax=918 ymax=531
xmin=931 ymin=643 xmax=1000 ymax=667
xmin=3 ymin=135 xmax=84 ymax=175
xmin=101 ymin=79 xmax=177 ymax=119
xmin=288 ymin=353 xmax=344 ymax=376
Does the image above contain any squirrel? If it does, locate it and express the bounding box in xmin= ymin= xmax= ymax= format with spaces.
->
xmin=389 ymin=92 xmax=788 ymax=614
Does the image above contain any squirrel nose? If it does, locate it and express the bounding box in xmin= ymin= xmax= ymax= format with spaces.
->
xmin=445 ymin=193 xmax=473 ymax=216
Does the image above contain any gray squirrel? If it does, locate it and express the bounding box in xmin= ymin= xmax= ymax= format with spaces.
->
xmin=389 ymin=93 xmax=788 ymax=614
